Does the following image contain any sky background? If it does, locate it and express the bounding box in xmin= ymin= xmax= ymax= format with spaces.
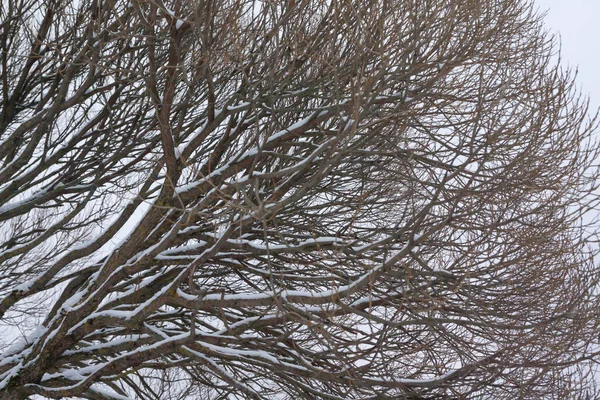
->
xmin=535 ymin=0 xmax=600 ymax=112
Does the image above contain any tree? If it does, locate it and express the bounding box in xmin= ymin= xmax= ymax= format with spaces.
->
xmin=0 ymin=0 xmax=599 ymax=398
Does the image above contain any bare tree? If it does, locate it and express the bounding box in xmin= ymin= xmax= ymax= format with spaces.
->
xmin=0 ymin=0 xmax=599 ymax=398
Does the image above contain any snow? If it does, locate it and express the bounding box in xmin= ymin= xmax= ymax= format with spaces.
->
xmin=265 ymin=113 xmax=316 ymax=144
xmin=1 ymin=325 xmax=47 ymax=359
xmin=243 ymin=241 xmax=288 ymax=251
xmin=298 ymin=236 xmax=342 ymax=246
xmin=176 ymin=288 xmax=198 ymax=301
xmin=193 ymin=341 xmax=309 ymax=371
xmin=175 ymin=164 xmax=229 ymax=193
xmin=62 ymin=290 xmax=86 ymax=311
xmin=214 ymin=315 xmax=262 ymax=334
xmin=197 ymin=286 xmax=349 ymax=304
xmin=181 ymin=346 xmax=262 ymax=396
xmin=100 ymin=273 xmax=163 ymax=304
xmin=0 ymin=364 xmax=22 ymax=391
xmin=88 ymin=384 xmax=133 ymax=400
xmin=230 ymin=236 xmax=342 ymax=252
xmin=79 ymin=267 xmax=189 ymax=330
xmin=351 ymin=243 xmax=373 ymax=252
xmin=226 ymin=101 xmax=251 ymax=112
xmin=175 ymin=110 xmax=331 ymax=195
xmin=201 ymin=292 xmax=270 ymax=302
xmin=350 ymin=295 xmax=382 ymax=307
xmin=106 ymin=283 xmax=170 ymax=320
xmin=144 ymin=322 xmax=170 ymax=340
xmin=62 ymin=335 xmax=149 ymax=356
xmin=375 ymin=369 xmax=458 ymax=387
xmin=175 ymin=19 xmax=184 ymax=29
xmin=237 ymin=148 xmax=258 ymax=160
xmin=343 ymin=118 xmax=355 ymax=131
xmin=13 ymin=280 xmax=33 ymax=292
xmin=41 ymin=362 xmax=109 ymax=382
xmin=0 ymin=186 xmax=51 ymax=216
xmin=433 ymin=268 xmax=454 ymax=276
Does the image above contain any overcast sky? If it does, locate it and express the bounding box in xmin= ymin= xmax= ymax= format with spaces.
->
xmin=535 ymin=0 xmax=600 ymax=111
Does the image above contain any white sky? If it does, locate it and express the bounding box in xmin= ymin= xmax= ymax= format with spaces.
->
xmin=535 ymin=0 xmax=600 ymax=111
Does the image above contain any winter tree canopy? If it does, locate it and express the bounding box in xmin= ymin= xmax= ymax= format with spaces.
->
xmin=0 ymin=0 xmax=600 ymax=399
